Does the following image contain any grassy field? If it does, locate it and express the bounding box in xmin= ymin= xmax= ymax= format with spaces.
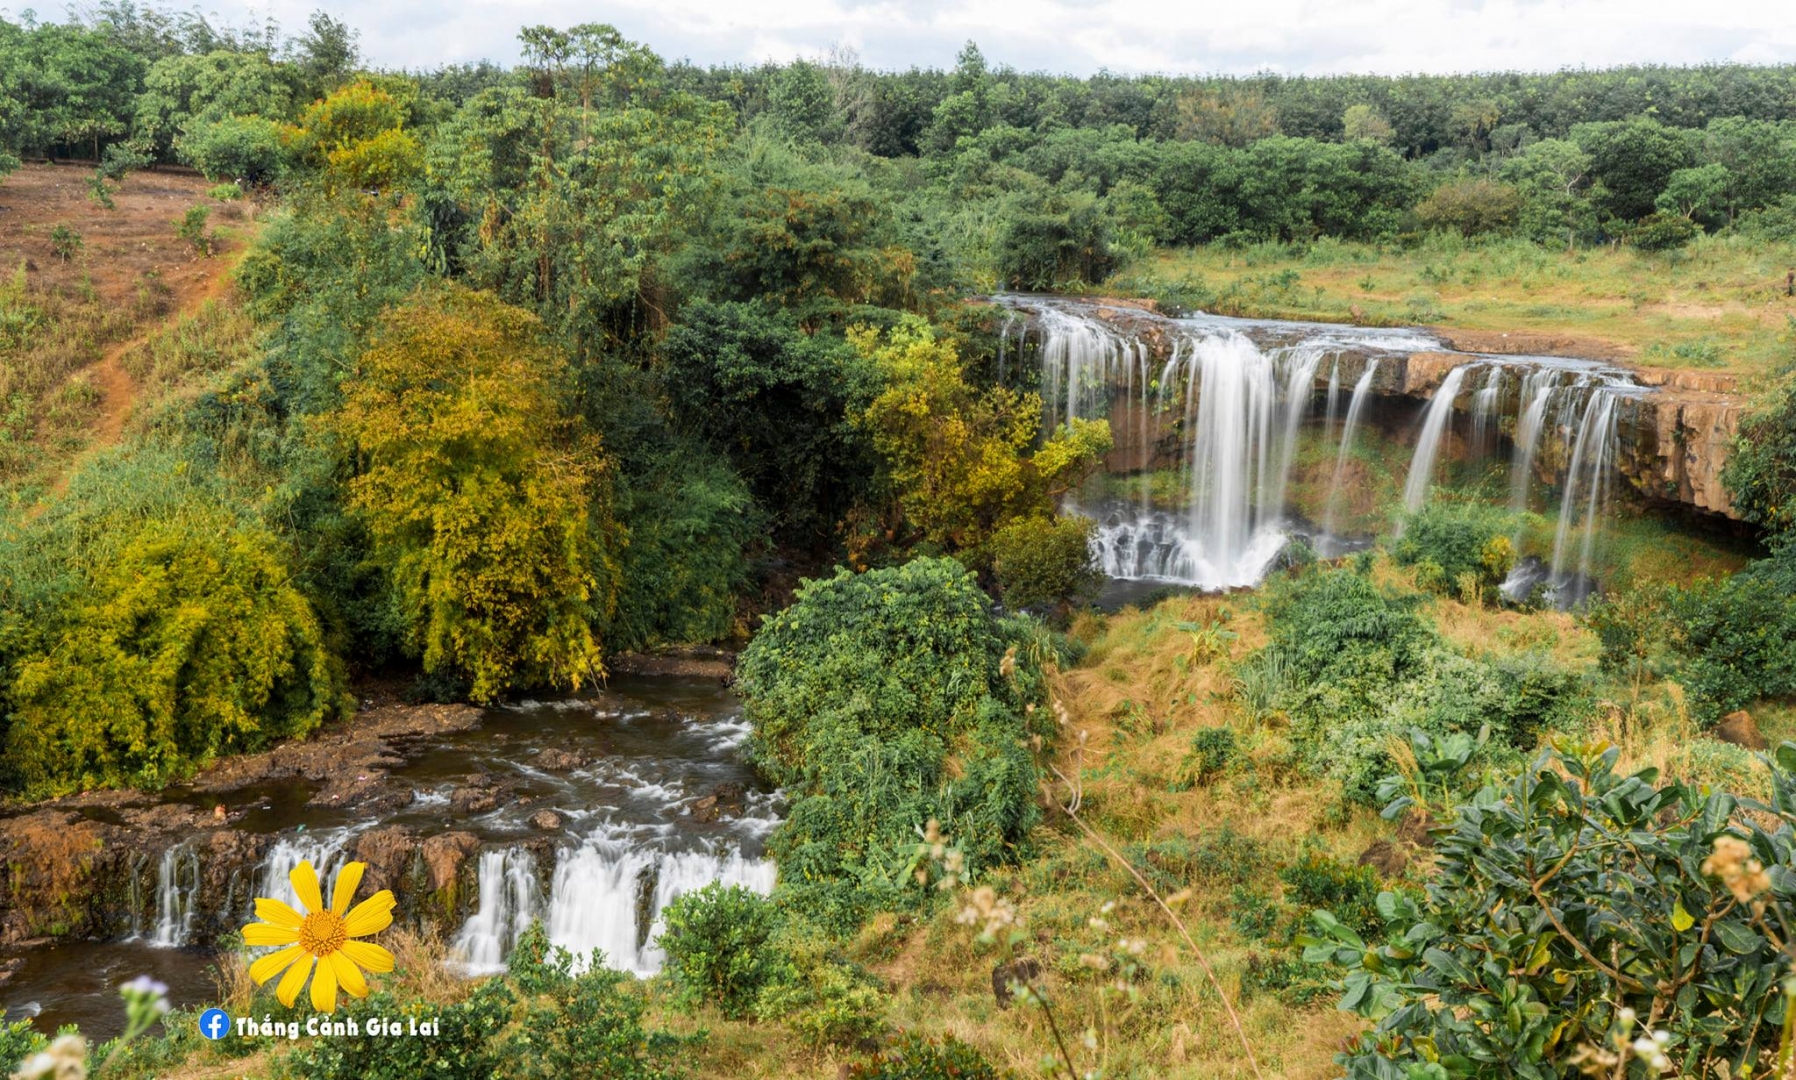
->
xmin=1111 ymin=234 xmax=1796 ymax=379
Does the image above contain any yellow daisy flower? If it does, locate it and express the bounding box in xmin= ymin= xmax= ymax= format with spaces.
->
xmin=243 ymin=860 xmax=397 ymax=1012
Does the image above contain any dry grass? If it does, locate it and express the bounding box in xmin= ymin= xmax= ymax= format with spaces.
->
xmin=1124 ymin=234 xmax=1796 ymax=378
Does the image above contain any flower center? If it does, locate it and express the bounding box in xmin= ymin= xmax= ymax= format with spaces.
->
xmin=298 ymin=910 xmax=348 ymax=957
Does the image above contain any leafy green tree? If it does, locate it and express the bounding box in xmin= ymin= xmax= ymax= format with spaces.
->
xmin=852 ymin=317 xmax=1111 ymax=553
xmin=177 ymin=113 xmax=285 ymax=182
xmin=0 ymin=20 xmax=143 ymax=160
xmin=1416 ymin=176 xmax=1523 ymax=237
xmin=659 ymin=300 xmax=880 ymax=546
xmin=1341 ymin=103 xmax=1394 ymax=144
xmin=423 ymin=25 xmax=730 ymax=356
xmin=1572 ymin=116 xmax=1697 ymax=222
xmin=134 ymin=50 xmax=290 ymax=160
xmin=287 ymin=78 xmax=421 ymax=192
xmin=1498 ymin=138 xmax=1595 ymax=245
xmin=987 ymin=513 xmax=1101 ymax=612
xmin=1656 ymin=161 xmax=1729 ymax=225
xmin=767 ymin=60 xmax=835 ymax=142
xmin=336 ymin=286 xmax=622 ymax=701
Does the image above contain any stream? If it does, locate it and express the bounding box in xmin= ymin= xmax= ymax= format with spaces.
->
xmin=0 ymin=675 xmax=778 ymax=1041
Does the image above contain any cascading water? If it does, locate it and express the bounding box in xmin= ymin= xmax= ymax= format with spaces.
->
xmin=1322 ymin=359 xmax=1380 ymax=538
xmin=1508 ymin=369 xmax=1559 ymax=510
xmin=542 ymin=831 xmax=775 ymax=976
xmin=1548 ymin=387 xmax=1623 ymax=604
xmin=1469 ymin=367 xmax=1505 ymax=455
xmin=1401 ymin=366 xmax=1472 ymax=513
xmin=255 ymin=829 xmax=358 ymax=917
xmin=452 ymin=849 xmax=541 ymax=974
xmin=147 ymin=842 xmax=201 ymax=948
xmin=1322 ymin=356 xmax=1343 ymax=442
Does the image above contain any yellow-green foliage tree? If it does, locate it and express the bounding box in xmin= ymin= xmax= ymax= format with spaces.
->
xmin=852 ymin=317 xmax=1111 ymax=552
xmin=338 ymin=286 xmax=621 ymax=701
xmin=287 ymin=78 xmax=421 ymax=192
xmin=4 ymin=517 xmax=342 ymax=797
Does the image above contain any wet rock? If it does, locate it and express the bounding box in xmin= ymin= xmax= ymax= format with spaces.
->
xmin=1715 ymin=711 xmax=1767 ymax=751
xmin=992 ymin=957 xmax=1042 ymax=1009
xmin=420 ymin=832 xmax=479 ymax=892
xmin=529 ymin=810 xmax=563 ymax=831
xmin=1358 ymin=839 xmax=1408 ymax=877
xmin=353 ymin=826 xmax=417 ymax=896
xmin=449 ymin=780 xmax=500 ymax=815
xmin=606 ymin=645 xmax=736 ymax=680
xmin=0 ymin=810 xmax=120 ymax=944
xmin=534 ymin=749 xmax=588 ymax=772
xmin=690 ymin=796 xmax=721 ymax=824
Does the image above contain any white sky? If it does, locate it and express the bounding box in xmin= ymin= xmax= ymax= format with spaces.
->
xmin=68 ymin=0 xmax=1796 ymax=75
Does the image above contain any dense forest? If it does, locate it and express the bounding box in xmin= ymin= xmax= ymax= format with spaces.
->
xmin=3 ymin=4 xmax=1796 ymax=1078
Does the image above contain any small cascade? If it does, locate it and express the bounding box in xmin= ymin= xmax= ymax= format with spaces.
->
xmin=1035 ymin=306 xmax=1146 ymax=433
xmin=1548 ymin=387 xmax=1623 ymax=604
xmin=452 ymin=849 xmax=541 ymax=974
xmin=1322 ymin=356 xmax=1343 ymax=443
xmin=543 ymin=833 xmax=775 ymax=976
xmin=1323 ymin=359 xmax=1380 ymax=537
xmin=1401 ymin=366 xmax=1473 ymax=513
xmin=1469 ymin=367 xmax=1505 ymax=456
xmin=148 ymin=842 xmax=201 ymax=948
xmin=1508 ymin=369 xmax=1559 ymax=510
xmin=254 ymin=829 xmax=356 ymax=917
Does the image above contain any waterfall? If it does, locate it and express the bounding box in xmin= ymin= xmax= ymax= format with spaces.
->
xmin=1322 ymin=356 xmax=1342 ymax=443
xmin=1401 ymin=366 xmax=1472 ymax=513
xmin=452 ymin=849 xmax=541 ymax=975
xmin=542 ymin=833 xmax=775 ymax=976
xmin=254 ymin=829 xmax=356 ymax=917
xmin=148 ymin=842 xmax=201 ymax=948
xmin=1548 ymin=387 xmax=1622 ymax=603
xmin=1508 ymin=369 xmax=1559 ymax=510
xmin=1322 ymin=360 xmax=1380 ymax=537
xmin=1036 ymin=306 xmax=1142 ymax=432
xmin=1469 ymin=367 xmax=1505 ymax=455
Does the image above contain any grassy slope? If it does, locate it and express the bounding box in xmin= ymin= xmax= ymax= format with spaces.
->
xmin=0 ymin=163 xmax=255 ymax=507
xmin=1112 ymin=235 xmax=1796 ymax=378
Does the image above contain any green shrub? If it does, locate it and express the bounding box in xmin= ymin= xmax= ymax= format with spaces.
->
xmin=1 ymin=513 xmax=344 ymax=797
xmin=657 ymin=883 xmax=781 ymax=1019
xmin=737 ymin=557 xmax=1054 ymax=927
xmin=501 ymin=959 xmax=688 ymax=1080
xmin=0 ymin=1020 xmax=46 ymax=1077
xmin=1305 ymin=742 xmax=1796 ymax=1077
xmin=209 ymin=182 xmax=243 ymax=201
xmin=1629 ymin=210 xmax=1699 ymax=251
xmin=987 ymin=513 xmax=1101 ymax=612
xmin=175 ymin=205 xmax=212 ymax=256
xmin=1724 ymin=370 xmax=1796 ymax=541
xmin=1664 ymin=548 xmax=1796 ymax=722
xmin=1182 ymin=726 xmax=1238 ymax=786
xmin=1391 ymin=503 xmax=1517 ymax=604
xmin=845 ymin=1032 xmax=1010 ymax=1079
xmin=283 ymin=983 xmax=516 ymax=1080
xmin=49 ymin=224 xmax=83 ymax=262
xmin=176 ymin=115 xmax=287 ymax=184
xmin=755 ymin=958 xmax=887 ymax=1049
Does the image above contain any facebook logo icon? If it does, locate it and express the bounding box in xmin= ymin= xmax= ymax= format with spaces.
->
xmin=199 ymin=1009 xmax=231 ymax=1040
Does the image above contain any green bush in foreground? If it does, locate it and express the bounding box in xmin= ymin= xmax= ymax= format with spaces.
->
xmin=657 ymin=883 xmax=781 ymax=1019
xmin=846 ymin=1032 xmax=1011 ymax=1079
xmin=987 ymin=513 xmax=1102 ymax=613
xmin=737 ymin=557 xmax=1055 ymax=928
xmin=1392 ymin=503 xmax=1517 ymax=605
xmin=1305 ymin=741 xmax=1796 ymax=1078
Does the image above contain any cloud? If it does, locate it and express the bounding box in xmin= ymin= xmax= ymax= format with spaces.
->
xmin=154 ymin=0 xmax=1796 ymax=75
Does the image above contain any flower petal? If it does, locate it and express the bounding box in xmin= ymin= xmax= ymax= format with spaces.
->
xmin=327 ymin=951 xmax=369 ymax=999
xmin=343 ymin=891 xmax=396 ymax=938
xmin=249 ymin=944 xmax=305 ymax=986
xmin=310 ymin=952 xmax=339 ymax=1013
xmin=243 ymin=922 xmax=300 ymax=948
xmin=275 ymin=954 xmax=314 ymax=1008
xmin=330 ymin=862 xmax=366 ymax=916
xmin=255 ymin=898 xmax=305 ymax=930
xmin=290 ymin=861 xmax=325 ymax=916
xmin=340 ymin=940 xmax=395 ymax=974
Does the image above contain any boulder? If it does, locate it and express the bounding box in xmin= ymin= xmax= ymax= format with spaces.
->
xmin=1358 ymin=839 xmax=1408 ymax=877
xmin=420 ymin=832 xmax=479 ymax=892
xmin=534 ymin=749 xmax=588 ymax=772
xmin=529 ymin=810 xmax=563 ymax=831
xmin=1715 ymin=710 xmax=1768 ymax=751
xmin=352 ymin=826 xmax=417 ymax=895
xmin=992 ymin=957 xmax=1042 ymax=1009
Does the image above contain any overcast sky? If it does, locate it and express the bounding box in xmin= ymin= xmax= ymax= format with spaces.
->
xmin=75 ymin=0 xmax=1796 ymax=75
